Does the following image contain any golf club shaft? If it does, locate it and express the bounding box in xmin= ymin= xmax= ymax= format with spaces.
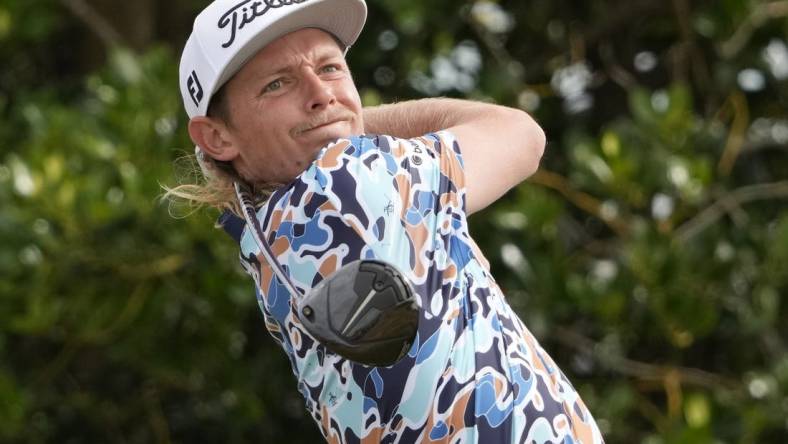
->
xmin=234 ymin=181 xmax=303 ymax=300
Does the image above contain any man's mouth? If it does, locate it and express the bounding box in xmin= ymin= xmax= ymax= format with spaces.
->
xmin=306 ymin=119 xmax=343 ymax=132
xmin=292 ymin=112 xmax=355 ymax=137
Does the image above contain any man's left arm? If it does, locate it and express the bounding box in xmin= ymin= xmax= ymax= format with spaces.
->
xmin=363 ymin=98 xmax=545 ymax=215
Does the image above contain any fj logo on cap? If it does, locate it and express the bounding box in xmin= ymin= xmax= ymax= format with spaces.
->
xmin=218 ymin=0 xmax=309 ymax=48
xmin=187 ymin=70 xmax=204 ymax=107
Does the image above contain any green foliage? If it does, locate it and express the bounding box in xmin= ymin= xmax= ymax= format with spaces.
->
xmin=1 ymin=45 xmax=319 ymax=442
xmin=2 ymin=0 xmax=787 ymax=442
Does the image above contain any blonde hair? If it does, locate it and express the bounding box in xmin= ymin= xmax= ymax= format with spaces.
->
xmin=162 ymin=150 xmax=276 ymax=218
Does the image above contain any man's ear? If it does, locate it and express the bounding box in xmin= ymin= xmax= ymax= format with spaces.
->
xmin=188 ymin=116 xmax=240 ymax=161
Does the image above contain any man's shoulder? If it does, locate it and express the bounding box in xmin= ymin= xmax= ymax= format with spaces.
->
xmin=317 ymin=130 xmax=458 ymax=159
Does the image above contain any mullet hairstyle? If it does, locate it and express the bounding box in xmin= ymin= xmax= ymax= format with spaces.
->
xmin=162 ymin=84 xmax=277 ymax=217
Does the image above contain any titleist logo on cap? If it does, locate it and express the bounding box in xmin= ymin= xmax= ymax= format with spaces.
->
xmin=218 ymin=0 xmax=310 ymax=48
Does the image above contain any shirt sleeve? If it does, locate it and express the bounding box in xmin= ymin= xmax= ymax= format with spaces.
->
xmin=298 ymin=130 xmax=468 ymax=285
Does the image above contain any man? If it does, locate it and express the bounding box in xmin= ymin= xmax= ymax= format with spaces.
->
xmin=175 ymin=0 xmax=604 ymax=442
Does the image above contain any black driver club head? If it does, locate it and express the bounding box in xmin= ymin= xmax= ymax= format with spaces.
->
xmin=296 ymin=260 xmax=419 ymax=367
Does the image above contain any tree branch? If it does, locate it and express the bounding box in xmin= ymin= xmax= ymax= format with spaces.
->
xmin=719 ymin=1 xmax=788 ymax=58
xmin=675 ymin=181 xmax=788 ymax=243
xmin=717 ymin=91 xmax=751 ymax=176
xmin=530 ymin=169 xmax=631 ymax=236
xmin=553 ymin=327 xmax=743 ymax=393
xmin=58 ymin=0 xmax=125 ymax=50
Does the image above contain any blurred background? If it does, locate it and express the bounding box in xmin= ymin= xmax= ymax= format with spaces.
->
xmin=1 ymin=0 xmax=787 ymax=442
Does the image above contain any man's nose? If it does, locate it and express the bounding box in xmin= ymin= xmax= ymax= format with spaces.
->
xmin=303 ymin=71 xmax=336 ymax=111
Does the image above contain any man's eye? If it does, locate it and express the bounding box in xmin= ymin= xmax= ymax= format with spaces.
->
xmin=320 ymin=65 xmax=339 ymax=73
xmin=263 ymin=79 xmax=282 ymax=93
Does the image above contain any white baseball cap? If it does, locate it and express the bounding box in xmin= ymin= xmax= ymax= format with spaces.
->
xmin=179 ymin=0 xmax=368 ymax=119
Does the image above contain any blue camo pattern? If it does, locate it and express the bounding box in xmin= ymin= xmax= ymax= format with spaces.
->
xmin=236 ymin=131 xmax=605 ymax=443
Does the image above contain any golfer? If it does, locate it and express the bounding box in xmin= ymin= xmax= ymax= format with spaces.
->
xmin=173 ymin=0 xmax=604 ymax=442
